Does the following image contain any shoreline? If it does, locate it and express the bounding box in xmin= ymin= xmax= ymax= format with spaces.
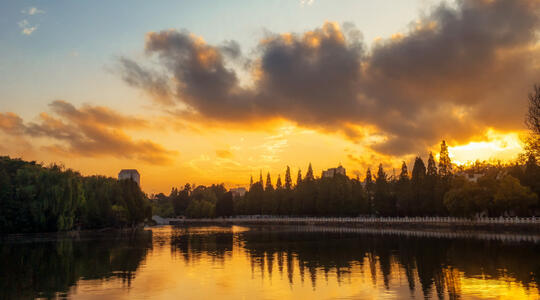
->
xmin=168 ymin=216 xmax=540 ymax=233
xmin=0 ymin=225 xmax=147 ymax=243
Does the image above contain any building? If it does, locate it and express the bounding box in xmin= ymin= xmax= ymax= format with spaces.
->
xmin=118 ymin=169 xmax=140 ymax=186
xmin=230 ymin=187 xmax=247 ymax=198
xmin=455 ymin=171 xmax=484 ymax=183
xmin=322 ymin=165 xmax=346 ymax=178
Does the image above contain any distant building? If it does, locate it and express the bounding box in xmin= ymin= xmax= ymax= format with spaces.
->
xmin=118 ymin=169 xmax=140 ymax=186
xmin=322 ymin=165 xmax=346 ymax=178
xmin=455 ymin=170 xmax=484 ymax=183
xmin=230 ymin=187 xmax=247 ymax=198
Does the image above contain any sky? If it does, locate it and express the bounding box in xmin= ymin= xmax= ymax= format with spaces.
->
xmin=0 ymin=0 xmax=538 ymax=193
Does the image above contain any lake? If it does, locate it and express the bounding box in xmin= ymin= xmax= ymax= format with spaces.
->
xmin=1 ymin=226 xmax=539 ymax=299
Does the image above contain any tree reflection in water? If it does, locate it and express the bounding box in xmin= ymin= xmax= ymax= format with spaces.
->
xmin=0 ymin=230 xmax=152 ymax=300
xmin=1 ymin=226 xmax=539 ymax=299
xmin=170 ymin=226 xmax=540 ymax=299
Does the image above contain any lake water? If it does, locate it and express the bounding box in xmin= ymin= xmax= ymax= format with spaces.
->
xmin=1 ymin=225 xmax=539 ymax=300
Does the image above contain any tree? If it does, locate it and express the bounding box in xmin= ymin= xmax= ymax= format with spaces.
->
xmin=399 ymin=162 xmax=409 ymax=181
xmin=276 ymin=175 xmax=283 ymax=190
xmin=438 ymin=140 xmax=452 ymax=178
xmin=246 ymin=181 xmax=264 ymax=214
xmin=374 ymin=164 xmax=394 ymax=216
xmin=305 ymin=163 xmax=314 ymax=181
xmin=265 ymin=172 xmax=274 ymax=191
xmin=443 ymin=176 xmax=479 ymax=217
xmin=523 ymin=155 xmax=540 ymax=212
xmin=296 ymin=169 xmax=302 ymax=186
xmin=525 ymin=84 xmax=540 ymax=160
xmin=216 ymin=192 xmax=234 ymax=217
xmin=427 ymin=153 xmax=437 ymax=178
xmin=365 ymin=168 xmax=374 ymax=214
xmin=493 ymin=175 xmax=538 ymax=216
xmin=411 ymin=157 xmax=426 ymax=215
xmin=425 ymin=152 xmax=439 ymax=214
xmin=284 ymin=166 xmax=292 ymax=190
xmin=396 ymin=162 xmax=412 ymax=216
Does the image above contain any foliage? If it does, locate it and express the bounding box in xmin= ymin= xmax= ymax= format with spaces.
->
xmin=0 ymin=156 xmax=151 ymax=233
xmin=525 ymin=85 xmax=540 ymax=160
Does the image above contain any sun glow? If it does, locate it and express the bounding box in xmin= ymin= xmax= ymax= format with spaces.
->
xmin=448 ymin=129 xmax=524 ymax=165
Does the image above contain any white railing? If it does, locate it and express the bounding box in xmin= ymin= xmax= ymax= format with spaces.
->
xmin=170 ymin=216 xmax=539 ymax=225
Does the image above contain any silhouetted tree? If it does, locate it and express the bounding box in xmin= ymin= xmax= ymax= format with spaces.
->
xmin=411 ymin=157 xmax=426 ymax=215
xmin=216 ymin=192 xmax=234 ymax=216
xmin=285 ymin=166 xmax=292 ymax=190
xmin=365 ymin=168 xmax=374 ymax=214
xmin=374 ymin=164 xmax=394 ymax=216
xmin=276 ymin=175 xmax=283 ymax=190
xmin=265 ymin=173 xmax=274 ymax=191
xmin=438 ymin=141 xmax=452 ymax=178
xmin=305 ymin=163 xmax=314 ymax=181
xmin=425 ymin=153 xmax=439 ymax=214
xmin=525 ymin=84 xmax=540 ymax=160
xmin=396 ymin=162 xmax=412 ymax=215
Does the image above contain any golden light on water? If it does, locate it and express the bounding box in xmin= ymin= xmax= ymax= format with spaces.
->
xmin=66 ymin=227 xmax=540 ymax=300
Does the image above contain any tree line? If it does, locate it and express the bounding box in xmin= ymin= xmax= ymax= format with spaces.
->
xmin=0 ymin=156 xmax=151 ymax=233
xmin=152 ymin=85 xmax=540 ymax=219
xmin=152 ymin=140 xmax=540 ymax=218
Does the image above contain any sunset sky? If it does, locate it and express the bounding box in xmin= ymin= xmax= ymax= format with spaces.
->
xmin=1 ymin=0 xmax=538 ymax=193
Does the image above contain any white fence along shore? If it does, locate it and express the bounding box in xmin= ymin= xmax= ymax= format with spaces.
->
xmin=161 ymin=216 xmax=540 ymax=226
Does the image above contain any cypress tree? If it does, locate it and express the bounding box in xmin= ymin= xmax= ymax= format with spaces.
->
xmin=305 ymin=163 xmax=314 ymax=181
xmin=374 ymin=164 xmax=393 ymax=215
xmin=411 ymin=157 xmax=426 ymax=215
xmin=438 ymin=140 xmax=452 ymax=177
xmin=397 ymin=161 xmax=411 ymax=215
xmin=296 ymin=169 xmax=302 ymax=186
xmin=365 ymin=168 xmax=374 ymax=213
xmin=427 ymin=152 xmax=437 ymax=177
xmin=399 ymin=161 xmax=409 ymax=180
xmin=437 ymin=141 xmax=452 ymax=215
xmin=285 ymin=166 xmax=292 ymax=190
xmin=265 ymin=172 xmax=274 ymax=191
xmin=259 ymin=171 xmax=263 ymax=184
xmin=426 ymin=152 xmax=439 ymax=214
xmin=276 ymin=175 xmax=283 ymax=190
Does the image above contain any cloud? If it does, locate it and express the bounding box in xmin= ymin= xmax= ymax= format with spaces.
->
xmin=18 ymin=19 xmax=37 ymax=35
xmin=216 ymin=149 xmax=233 ymax=159
xmin=22 ymin=7 xmax=45 ymax=15
xmin=300 ymin=0 xmax=314 ymax=7
xmin=0 ymin=112 xmax=26 ymax=135
xmin=119 ymin=0 xmax=540 ymax=157
xmin=117 ymin=57 xmax=175 ymax=106
xmin=0 ymin=101 xmax=176 ymax=164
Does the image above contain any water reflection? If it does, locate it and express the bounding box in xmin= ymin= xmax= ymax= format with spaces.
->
xmin=169 ymin=226 xmax=540 ymax=299
xmin=0 ymin=226 xmax=539 ymax=299
xmin=0 ymin=231 xmax=152 ymax=300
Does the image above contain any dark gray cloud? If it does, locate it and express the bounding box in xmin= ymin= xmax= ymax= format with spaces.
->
xmin=0 ymin=101 xmax=176 ymax=164
xmin=119 ymin=0 xmax=540 ymax=156
xmin=117 ymin=57 xmax=174 ymax=106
